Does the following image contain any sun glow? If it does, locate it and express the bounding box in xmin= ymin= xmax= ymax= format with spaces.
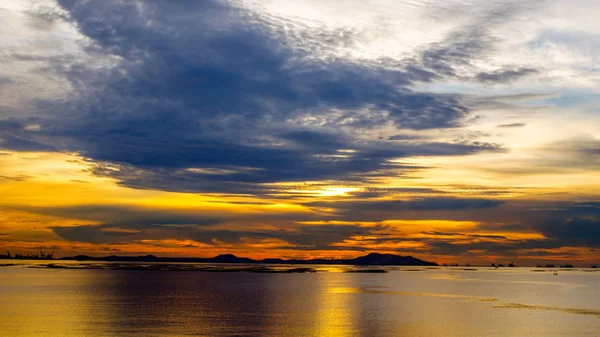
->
xmin=318 ymin=187 xmax=360 ymax=197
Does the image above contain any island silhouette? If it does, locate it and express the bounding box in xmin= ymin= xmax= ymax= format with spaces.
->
xmin=47 ymin=252 xmax=439 ymax=266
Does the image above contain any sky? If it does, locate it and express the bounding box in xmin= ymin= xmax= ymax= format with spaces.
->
xmin=0 ymin=0 xmax=599 ymax=265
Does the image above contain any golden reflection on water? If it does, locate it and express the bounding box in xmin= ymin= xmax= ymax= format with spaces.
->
xmin=0 ymin=268 xmax=109 ymax=337
xmin=313 ymin=274 xmax=358 ymax=337
xmin=1 ymin=266 xmax=599 ymax=337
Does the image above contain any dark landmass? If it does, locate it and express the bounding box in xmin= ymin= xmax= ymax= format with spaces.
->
xmin=350 ymin=253 xmax=436 ymax=266
xmin=50 ymin=252 xmax=438 ymax=266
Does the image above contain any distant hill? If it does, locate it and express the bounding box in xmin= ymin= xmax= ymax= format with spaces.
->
xmin=349 ymin=253 xmax=438 ymax=266
xmin=60 ymin=252 xmax=438 ymax=266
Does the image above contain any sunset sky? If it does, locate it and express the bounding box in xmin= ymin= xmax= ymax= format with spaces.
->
xmin=1 ymin=0 xmax=599 ymax=265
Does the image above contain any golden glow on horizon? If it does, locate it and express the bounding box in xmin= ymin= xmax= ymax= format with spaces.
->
xmin=0 ymin=148 xmax=597 ymax=264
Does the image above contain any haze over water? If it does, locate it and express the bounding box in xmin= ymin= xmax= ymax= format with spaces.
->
xmin=1 ymin=264 xmax=599 ymax=337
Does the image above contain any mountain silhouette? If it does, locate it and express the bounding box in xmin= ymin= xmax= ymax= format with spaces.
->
xmin=350 ymin=253 xmax=437 ymax=266
xmin=60 ymin=252 xmax=438 ymax=266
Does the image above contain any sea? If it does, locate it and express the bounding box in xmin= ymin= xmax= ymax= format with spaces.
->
xmin=1 ymin=261 xmax=598 ymax=336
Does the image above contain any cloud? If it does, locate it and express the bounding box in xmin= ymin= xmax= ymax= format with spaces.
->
xmin=412 ymin=201 xmax=600 ymax=256
xmin=50 ymin=222 xmax=387 ymax=249
xmin=16 ymin=204 xmax=223 ymax=229
xmin=49 ymin=0 xmax=470 ymax=128
xmin=82 ymin=140 xmax=499 ymax=195
xmin=190 ymin=224 xmax=387 ymax=249
xmin=51 ymin=225 xmax=137 ymax=244
xmin=497 ymin=123 xmax=526 ymax=128
xmin=421 ymin=231 xmax=463 ymax=237
xmin=387 ymin=134 xmax=425 ymax=141
xmin=35 ymin=199 xmax=600 ymax=256
xmin=530 ymin=203 xmax=600 ymax=248
xmin=407 ymin=197 xmax=504 ymax=210
xmin=476 ymin=67 xmax=538 ymax=83
xmin=0 ymin=0 xmax=519 ymax=195
xmin=549 ymin=138 xmax=600 ymax=158
xmin=0 ymin=119 xmax=55 ymax=152
xmin=305 ymin=197 xmax=505 ymax=221
xmin=0 ymin=174 xmax=32 ymax=182
xmin=309 ymin=197 xmax=504 ymax=211
xmin=409 ymin=4 xmax=538 ymax=84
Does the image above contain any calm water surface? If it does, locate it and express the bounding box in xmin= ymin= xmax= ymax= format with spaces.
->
xmin=1 ymin=263 xmax=599 ymax=336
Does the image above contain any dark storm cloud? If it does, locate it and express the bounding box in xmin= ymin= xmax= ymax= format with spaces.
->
xmin=410 ymin=201 xmax=600 ymax=256
xmin=0 ymin=0 xmax=515 ymax=195
xmin=408 ymin=197 xmax=504 ymax=210
xmin=0 ymin=119 xmax=55 ymax=152
xmin=530 ymin=203 xmax=600 ymax=248
xmin=306 ymin=197 xmax=504 ymax=217
xmin=301 ymin=199 xmax=599 ymax=256
xmin=51 ymin=225 xmax=138 ymax=244
xmin=279 ymin=130 xmax=349 ymax=150
xmin=51 ymin=0 xmax=471 ymax=129
xmin=84 ymin=140 xmax=499 ymax=195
